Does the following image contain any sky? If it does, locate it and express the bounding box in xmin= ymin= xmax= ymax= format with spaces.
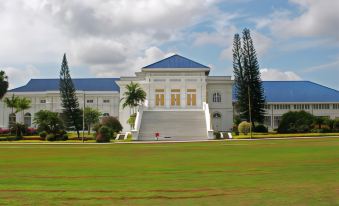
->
xmin=1 ymin=0 xmax=339 ymax=90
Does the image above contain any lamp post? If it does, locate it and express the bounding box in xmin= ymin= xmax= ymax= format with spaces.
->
xmin=247 ymin=85 xmax=253 ymax=139
xmin=82 ymin=91 xmax=85 ymax=143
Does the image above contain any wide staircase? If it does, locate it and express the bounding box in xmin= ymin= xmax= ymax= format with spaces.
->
xmin=138 ymin=110 xmax=207 ymax=141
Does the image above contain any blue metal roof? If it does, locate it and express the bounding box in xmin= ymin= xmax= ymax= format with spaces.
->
xmin=233 ymin=81 xmax=339 ymax=103
xmin=143 ymin=54 xmax=210 ymax=69
xmin=10 ymin=78 xmax=120 ymax=92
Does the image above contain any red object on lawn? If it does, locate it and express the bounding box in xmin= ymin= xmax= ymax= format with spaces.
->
xmin=155 ymin=132 xmax=160 ymax=138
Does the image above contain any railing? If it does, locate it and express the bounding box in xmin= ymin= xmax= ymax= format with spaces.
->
xmin=203 ymin=102 xmax=214 ymax=139
xmin=130 ymin=102 xmax=146 ymax=140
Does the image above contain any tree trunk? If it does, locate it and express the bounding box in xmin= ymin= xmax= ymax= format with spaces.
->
xmin=88 ymin=124 xmax=91 ymax=135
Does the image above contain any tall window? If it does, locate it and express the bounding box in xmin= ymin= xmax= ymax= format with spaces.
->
xmin=171 ymin=89 xmax=180 ymax=106
xmin=155 ymin=89 xmax=165 ymax=106
xmin=212 ymin=92 xmax=221 ymax=103
xmin=24 ymin=113 xmax=31 ymax=127
xmin=186 ymin=89 xmax=196 ymax=106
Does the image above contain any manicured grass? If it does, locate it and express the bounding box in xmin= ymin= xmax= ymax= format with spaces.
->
xmin=0 ymin=138 xmax=338 ymax=205
xmin=234 ymin=132 xmax=339 ymax=139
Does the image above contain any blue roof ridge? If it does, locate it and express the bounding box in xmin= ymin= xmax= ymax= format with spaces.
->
xmin=142 ymin=54 xmax=209 ymax=69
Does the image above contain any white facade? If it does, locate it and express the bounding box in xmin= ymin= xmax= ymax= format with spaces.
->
xmin=117 ymin=69 xmax=234 ymax=133
xmin=0 ymin=91 xmax=119 ymax=128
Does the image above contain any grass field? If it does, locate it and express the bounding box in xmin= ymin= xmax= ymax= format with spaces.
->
xmin=0 ymin=138 xmax=338 ymax=205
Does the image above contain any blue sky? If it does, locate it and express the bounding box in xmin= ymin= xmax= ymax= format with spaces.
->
xmin=1 ymin=0 xmax=339 ymax=89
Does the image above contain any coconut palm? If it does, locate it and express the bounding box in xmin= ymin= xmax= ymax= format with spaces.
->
xmin=4 ymin=94 xmax=19 ymax=115
xmin=121 ymin=82 xmax=146 ymax=129
xmin=15 ymin=97 xmax=31 ymax=124
xmin=121 ymin=82 xmax=146 ymax=113
xmin=0 ymin=70 xmax=8 ymax=100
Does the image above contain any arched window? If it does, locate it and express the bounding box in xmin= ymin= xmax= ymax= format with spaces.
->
xmin=213 ymin=92 xmax=221 ymax=103
xmin=213 ymin=112 xmax=222 ymax=118
xmin=24 ymin=113 xmax=31 ymax=127
xmin=8 ymin=113 xmax=16 ymax=127
xmin=103 ymin=113 xmax=109 ymax=117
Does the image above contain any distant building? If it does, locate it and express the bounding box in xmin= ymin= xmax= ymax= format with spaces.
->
xmin=233 ymin=81 xmax=339 ymax=129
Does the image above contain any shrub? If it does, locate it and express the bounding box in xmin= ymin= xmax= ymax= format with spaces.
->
xmin=10 ymin=123 xmax=27 ymax=138
xmin=253 ymin=124 xmax=268 ymax=133
xmin=214 ymin=132 xmax=221 ymax=139
xmin=232 ymin=124 xmax=239 ymax=135
xmin=46 ymin=134 xmax=56 ymax=141
xmin=61 ymin=134 xmax=68 ymax=141
xmin=238 ymin=121 xmax=251 ymax=135
xmin=39 ymin=131 xmax=47 ymax=140
xmin=101 ymin=116 xmax=123 ymax=134
xmin=26 ymin=127 xmax=38 ymax=136
xmin=0 ymin=128 xmax=10 ymax=135
xmin=334 ymin=119 xmax=339 ymax=131
xmin=278 ymin=111 xmax=314 ymax=133
xmin=96 ymin=126 xmax=112 ymax=143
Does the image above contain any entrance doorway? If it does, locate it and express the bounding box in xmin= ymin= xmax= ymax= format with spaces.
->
xmin=212 ymin=112 xmax=222 ymax=131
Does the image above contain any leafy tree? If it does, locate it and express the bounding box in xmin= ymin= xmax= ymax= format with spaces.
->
xmin=233 ymin=28 xmax=266 ymax=124
xmin=313 ymin=116 xmax=326 ymax=129
xmin=101 ymin=116 xmax=123 ymax=134
xmin=278 ymin=111 xmax=314 ymax=133
xmin=0 ymin=70 xmax=9 ymax=100
xmin=59 ymin=54 xmax=82 ymax=138
xmin=34 ymin=110 xmax=64 ymax=134
xmin=15 ymin=97 xmax=31 ymax=124
xmin=121 ymin=82 xmax=146 ymax=129
xmin=84 ymin=107 xmax=101 ymax=134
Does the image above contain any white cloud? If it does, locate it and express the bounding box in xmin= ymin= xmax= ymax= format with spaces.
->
xmin=0 ymin=0 xmax=218 ymax=78
xmin=3 ymin=66 xmax=40 ymax=89
xmin=258 ymin=0 xmax=339 ymax=40
xmin=260 ymin=68 xmax=301 ymax=81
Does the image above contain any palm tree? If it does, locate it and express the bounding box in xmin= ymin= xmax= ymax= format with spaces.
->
xmin=121 ymin=82 xmax=146 ymax=129
xmin=0 ymin=70 xmax=9 ymax=100
xmin=122 ymin=82 xmax=146 ymax=113
xmin=15 ymin=97 xmax=31 ymax=124
xmin=4 ymin=94 xmax=19 ymax=115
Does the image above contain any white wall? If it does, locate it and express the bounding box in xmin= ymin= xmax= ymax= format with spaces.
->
xmin=0 ymin=91 xmax=120 ymax=128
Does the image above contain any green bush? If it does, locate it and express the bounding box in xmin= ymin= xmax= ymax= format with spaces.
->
xmin=253 ymin=124 xmax=268 ymax=133
xmin=96 ymin=126 xmax=112 ymax=143
xmin=214 ymin=132 xmax=221 ymax=139
xmin=61 ymin=134 xmax=68 ymax=141
xmin=238 ymin=121 xmax=251 ymax=135
xmin=278 ymin=111 xmax=314 ymax=133
xmin=101 ymin=116 xmax=123 ymax=134
xmin=232 ymin=124 xmax=239 ymax=135
xmin=39 ymin=131 xmax=47 ymax=140
xmin=10 ymin=123 xmax=27 ymax=138
xmin=46 ymin=134 xmax=56 ymax=141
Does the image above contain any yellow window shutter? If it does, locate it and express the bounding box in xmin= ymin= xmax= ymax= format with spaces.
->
xmin=171 ymin=94 xmax=175 ymax=106
xmin=176 ymin=94 xmax=180 ymax=106
xmin=187 ymin=94 xmax=191 ymax=106
xmin=160 ymin=94 xmax=164 ymax=106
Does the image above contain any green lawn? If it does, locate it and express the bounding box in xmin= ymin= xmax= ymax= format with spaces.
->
xmin=0 ymin=138 xmax=338 ymax=205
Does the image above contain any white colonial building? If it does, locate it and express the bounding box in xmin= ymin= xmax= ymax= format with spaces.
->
xmin=2 ymin=54 xmax=339 ymax=139
xmin=0 ymin=55 xmax=234 ymax=140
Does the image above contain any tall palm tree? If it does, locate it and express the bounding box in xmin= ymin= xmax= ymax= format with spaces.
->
xmin=0 ymin=70 xmax=9 ymax=100
xmin=121 ymin=82 xmax=146 ymax=128
xmin=4 ymin=94 xmax=19 ymax=115
xmin=15 ymin=97 xmax=31 ymax=124
xmin=122 ymin=82 xmax=146 ymax=113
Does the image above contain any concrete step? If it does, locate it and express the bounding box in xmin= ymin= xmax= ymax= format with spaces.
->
xmin=138 ymin=110 xmax=207 ymax=140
